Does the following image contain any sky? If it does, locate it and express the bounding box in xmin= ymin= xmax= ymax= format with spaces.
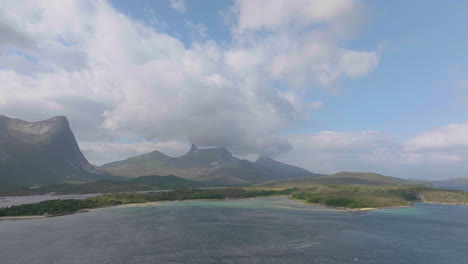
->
xmin=1 ymin=0 xmax=468 ymax=180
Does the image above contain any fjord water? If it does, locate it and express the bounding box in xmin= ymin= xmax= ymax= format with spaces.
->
xmin=1 ymin=197 xmax=467 ymax=264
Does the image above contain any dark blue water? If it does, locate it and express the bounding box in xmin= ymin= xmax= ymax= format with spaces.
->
xmin=0 ymin=197 xmax=467 ymax=264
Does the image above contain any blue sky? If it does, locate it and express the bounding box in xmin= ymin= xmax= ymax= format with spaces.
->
xmin=1 ymin=0 xmax=468 ymax=179
xmin=108 ymin=0 xmax=468 ymax=138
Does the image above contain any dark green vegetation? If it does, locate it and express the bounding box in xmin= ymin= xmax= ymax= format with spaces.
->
xmin=101 ymin=144 xmax=320 ymax=185
xmin=0 ymin=175 xmax=202 ymax=196
xmin=292 ymin=185 xmax=468 ymax=209
xmin=256 ymin=171 xmax=413 ymax=188
xmin=0 ymin=115 xmax=115 ymax=186
xmin=254 ymin=172 xmax=467 ymax=208
xmin=0 ymin=188 xmax=296 ymax=217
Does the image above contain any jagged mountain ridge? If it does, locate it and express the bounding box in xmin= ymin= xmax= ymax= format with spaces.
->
xmin=102 ymin=144 xmax=319 ymax=185
xmin=255 ymin=156 xmax=320 ymax=177
xmin=0 ymin=115 xmax=110 ymax=185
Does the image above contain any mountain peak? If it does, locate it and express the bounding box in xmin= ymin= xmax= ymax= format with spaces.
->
xmin=256 ymin=155 xmax=274 ymax=163
xmin=0 ymin=115 xmax=72 ymax=138
xmin=189 ymin=144 xmax=199 ymax=153
xmin=0 ymin=115 xmax=108 ymax=185
xmin=48 ymin=115 xmax=68 ymax=124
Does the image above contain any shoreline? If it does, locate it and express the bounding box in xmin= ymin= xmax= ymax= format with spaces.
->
xmin=421 ymin=201 xmax=468 ymax=206
xmin=1 ymin=197 xmax=466 ymax=220
xmin=294 ymin=199 xmax=412 ymax=212
xmin=0 ymin=198 xmax=250 ymax=220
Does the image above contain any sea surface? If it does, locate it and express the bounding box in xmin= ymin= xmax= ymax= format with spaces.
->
xmin=1 ymin=197 xmax=467 ymax=264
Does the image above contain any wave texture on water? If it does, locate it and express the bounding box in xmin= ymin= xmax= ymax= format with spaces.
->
xmin=0 ymin=197 xmax=467 ymax=264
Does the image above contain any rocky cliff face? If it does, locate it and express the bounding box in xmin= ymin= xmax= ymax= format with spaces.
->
xmin=0 ymin=115 xmax=108 ymax=185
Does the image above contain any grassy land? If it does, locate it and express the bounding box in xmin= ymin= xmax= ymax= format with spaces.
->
xmin=0 ymin=175 xmax=203 ymax=196
xmin=255 ymin=172 xmax=423 ymax=188
xmin=291 ymin=185 xmax=468 ymax=208
xmin=0 ymin=188 xmax=296 ymax=217
xmin=1 ymin=184 xmax=466 ymax=217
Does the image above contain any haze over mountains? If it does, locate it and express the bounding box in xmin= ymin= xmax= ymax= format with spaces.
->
xmin=102 ymin=144 xmax=321 ymax=185
xmin=0 ymin=115 xmax=109 ymax=185
xmin=0 ymin=115 xmax=420 ymax=188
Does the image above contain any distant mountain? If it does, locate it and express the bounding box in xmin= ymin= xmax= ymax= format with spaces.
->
xmin=0 ymin=115 xmax=112 ymax=186
xmin=255 ymin=171 xmax=412 ymax=188
xmin=102 ymin=145 xmax=319 ymax=185
xmin=254 ymin=156 xmax=321 ymax=178
xmin=444 ymin=177 xmax=468 ymax=184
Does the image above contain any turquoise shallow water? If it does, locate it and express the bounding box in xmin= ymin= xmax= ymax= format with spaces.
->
xmin=0 ymin=197 xmax=467 ymax=264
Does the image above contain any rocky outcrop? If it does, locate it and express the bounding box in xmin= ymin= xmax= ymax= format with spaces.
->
xmin=0 ymin=115 xmax=109 ymax=186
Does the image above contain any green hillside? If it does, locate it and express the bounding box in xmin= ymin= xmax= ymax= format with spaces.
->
xmin=0 ymin=175 xmax=202 ymax=196
xmin=292 ymin=185 xmax=468 ymax=209
xmin=255 ymin=171 xmax=412 ymax=188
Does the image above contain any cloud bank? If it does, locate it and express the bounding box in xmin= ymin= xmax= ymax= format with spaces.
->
xmin=3 ymin=0 xmax=466 ymax=179
xmin=0 ymin=0 xmax=377 ymax=158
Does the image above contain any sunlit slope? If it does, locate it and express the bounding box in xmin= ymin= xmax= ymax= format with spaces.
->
xmin=255 ymin=171 xmax=412 ymax=188
xmin=102 ymin=145 xmax=319 ymax=185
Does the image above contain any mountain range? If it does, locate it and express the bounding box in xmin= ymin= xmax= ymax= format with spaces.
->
xmin=102 ymin=144 xmax=320 ymax=185
xmin=0 ymin=115 xmax=111 ymax=185
xmin=1 ymin=115 xmax=411 ymax=188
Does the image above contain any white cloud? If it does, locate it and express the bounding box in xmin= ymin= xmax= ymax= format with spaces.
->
xmin=277 ymin=125 xmax=468 ymax=179
xmin=279 ymin=131 xmax=395 ymax=173
xmin=233 ymin=0 xmax=360 ymax=34
xmin=0 ymin=0 xmax=297 ymax=160
xmin=404 ymin=122 xmax=468 ymax=152
xmin=169 ymin=0 xmax=186 ymax=13
xmin=0 ymin=0 xmax=379 ymax=167
xmin=229 ymin=0 xmax=378 ymax=88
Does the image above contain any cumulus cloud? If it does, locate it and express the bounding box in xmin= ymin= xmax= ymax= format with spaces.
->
xmin=228 ymin=0 xmax=378 ymax=87
xmin=277 ymin=125 xmax=468 ymax=179
xmin=404 ymin=122 xmax=468 ymax=152
xmin=279 ymin=131 xmax=398 ymax=173
xmin=0 ymin=0 xmax=378 ymax=165
xmin=169 ymin=0 xmax=186 ymax=13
